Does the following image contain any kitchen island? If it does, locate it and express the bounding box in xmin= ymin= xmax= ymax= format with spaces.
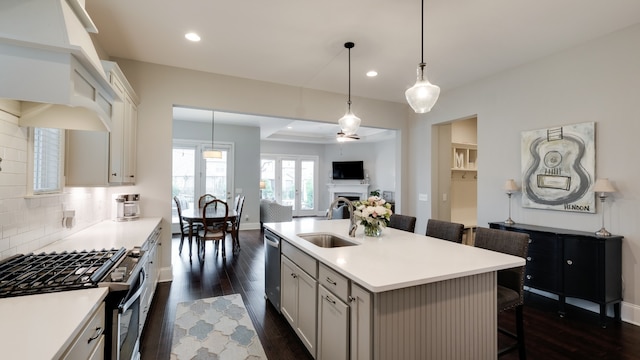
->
xmin=266 ymin=218 xmax=525 ymax=360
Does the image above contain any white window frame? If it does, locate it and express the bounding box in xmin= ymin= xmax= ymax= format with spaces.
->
xmin=27 ymin=127 xmax=65 ymax=195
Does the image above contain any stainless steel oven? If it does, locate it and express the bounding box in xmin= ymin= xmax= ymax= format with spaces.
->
xmin=264 ymin=229 xmax=281 ymax=312
xmin=104 ymin=249 xmax=147 ymax=360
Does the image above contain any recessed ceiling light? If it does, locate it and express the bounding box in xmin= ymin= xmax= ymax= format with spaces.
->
xmin=366 ymin=70 xmax=378 ymax=77
xmin=185 ymin=32 xmax=201 ymax=42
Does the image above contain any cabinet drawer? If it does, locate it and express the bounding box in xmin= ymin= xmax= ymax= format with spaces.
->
xmin=282 ymin=241 xmax=317 ymax=278
xmin=319 ymin=263 xmax=349 ymax=303
xmin=63 ymin=302 xmax=106 ymax=360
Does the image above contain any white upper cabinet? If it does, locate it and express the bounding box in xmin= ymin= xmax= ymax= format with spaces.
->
xmin=65 ymin=61 xmax=139 ymax=186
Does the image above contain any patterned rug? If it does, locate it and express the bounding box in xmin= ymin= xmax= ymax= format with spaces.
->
xmin=170 ymin=294 xmax=268 ymax=360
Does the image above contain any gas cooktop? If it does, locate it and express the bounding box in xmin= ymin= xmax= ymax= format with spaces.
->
xmin=0 ymin=248 xmax=126 ymax=298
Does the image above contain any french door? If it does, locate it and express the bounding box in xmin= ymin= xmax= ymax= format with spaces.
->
xmin=261 ymin=155 xmax=318 ymax=217
xmin=172 ymin=141 xmax=234 ymax=231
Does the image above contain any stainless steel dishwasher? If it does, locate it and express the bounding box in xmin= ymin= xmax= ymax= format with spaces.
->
xmin=264 ymin=228 xmax=281 ymax=312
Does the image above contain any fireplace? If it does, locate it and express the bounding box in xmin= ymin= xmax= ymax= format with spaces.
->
xmin=327 ymin=183 xmax=369 ymax=204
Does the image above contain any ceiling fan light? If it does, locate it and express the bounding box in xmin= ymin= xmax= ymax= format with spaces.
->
xmin=405 ymin=64 xmax=441 ymax=113
xmin=338 ymin=109 xmax=361 ymax=136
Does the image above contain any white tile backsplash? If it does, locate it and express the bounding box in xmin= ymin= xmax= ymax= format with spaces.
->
xmin=1 ymin=101 xmax=111 ymax=259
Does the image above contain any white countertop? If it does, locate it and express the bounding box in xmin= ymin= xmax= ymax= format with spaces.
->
xmin=266 ymin=218 xmax=525 ymax=293
xmin=0 ymin=217 xmax=162 ymax=359
xmin=38 ymin=217 xmax=162 ymax=253
xmin=0 ymin=287 xmax=108 ymax=360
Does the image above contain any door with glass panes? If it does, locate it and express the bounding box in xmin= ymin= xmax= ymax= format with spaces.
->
xmin=261 ymin=156 xmax=317 ymax=217
xmin=172 ymin=142 xmax=234 ymax=232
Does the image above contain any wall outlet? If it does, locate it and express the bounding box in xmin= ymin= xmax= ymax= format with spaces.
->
xmin=236 ymin=188 xmax=243 ymax=193
xmin=418 ymin=193 xmax=428 ymax=201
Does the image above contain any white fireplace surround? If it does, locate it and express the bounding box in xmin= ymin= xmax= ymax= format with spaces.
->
xmin=328 ymin=183 xmax=370 ymax=203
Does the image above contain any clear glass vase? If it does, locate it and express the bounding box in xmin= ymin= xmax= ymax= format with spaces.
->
xmin=363 ymin=223 xmax=381 ymax=237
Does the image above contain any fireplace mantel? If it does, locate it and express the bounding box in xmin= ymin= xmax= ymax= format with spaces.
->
xmin=327 ymin=183 xmax=370 ymax=202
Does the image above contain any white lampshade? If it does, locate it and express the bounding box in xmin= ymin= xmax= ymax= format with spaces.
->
xmin=338 ymin=109 xmax=361 ymax=136
xmin=504 ymin=179 xmax=519 ymax=193
xmin=203 ymin=150 xmax=222 ymax=159
xmin=405 ymin=64 xmax=441 ymax=114
xmin=593 ymin=178 xmax=616 ymax=193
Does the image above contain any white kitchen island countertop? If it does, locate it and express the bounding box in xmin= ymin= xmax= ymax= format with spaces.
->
xmin=0 ymin=287 xmax=108 ymax=360
xmin=266 ymin=218 xmax=525 ymax=293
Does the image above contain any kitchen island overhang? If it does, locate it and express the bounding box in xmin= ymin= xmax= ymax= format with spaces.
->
xmin=266 ymin=218 xmax=526 ymax=360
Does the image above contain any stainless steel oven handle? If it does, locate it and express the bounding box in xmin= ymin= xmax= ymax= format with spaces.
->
xmin=119 ymin=268 xmax=147 ymax=313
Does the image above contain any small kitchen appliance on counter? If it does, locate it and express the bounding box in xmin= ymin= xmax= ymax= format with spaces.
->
xmin=115 ymin=193 xmax=141 ymax=221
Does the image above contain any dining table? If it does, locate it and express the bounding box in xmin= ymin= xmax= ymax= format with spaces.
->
xmin=180 ymin=204 xmax=238 ymax=260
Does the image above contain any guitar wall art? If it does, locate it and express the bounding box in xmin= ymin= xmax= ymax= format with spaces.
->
xmin=521 ymin=121 xmax=595 ymax=213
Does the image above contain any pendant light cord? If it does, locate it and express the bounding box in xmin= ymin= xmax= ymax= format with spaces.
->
xmin=211 ymin=112 xmax=214 ymax=149
xmin=421 ymin=0 xmax=424 ymax=64
xmin=344 ymin=42 xmax=355 ymax=110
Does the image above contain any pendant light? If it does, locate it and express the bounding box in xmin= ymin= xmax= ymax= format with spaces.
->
xmin=405 ymin=0 xmax=440 ymax=113
xmin=203 ymin=111 xmax=222 ymax=159
xmin=337 ymin=42 xmax=361 ymax=140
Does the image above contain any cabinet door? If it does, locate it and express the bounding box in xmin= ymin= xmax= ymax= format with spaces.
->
xmin=108 ymin=74 xmax=125 ymax=184
xmin=318 ymin=285 xmax=349 ymax=360
xmin=524 ymin=231 xmax=562 ymax=293
xmin=297 ymin=266 xmax=317 ymax=356
xmin=350 ymin=283 xmax=372 ymax=360
xmin=280 ymin=256 xmax=298 ymax=327
xmin=123 ymin=99 xmax=137 ymax=182
xmin=564 ymin=235 xmax=600 ymax=301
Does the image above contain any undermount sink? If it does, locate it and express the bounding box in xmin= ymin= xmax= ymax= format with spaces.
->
xmin=297 ymin=233 xmax=359 ymax=248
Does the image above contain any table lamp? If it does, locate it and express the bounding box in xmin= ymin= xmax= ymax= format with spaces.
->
xmin=593 ymin=178 xmax=616 ymax=237
xmin=504 ymin=179 xmax=519 ymax=225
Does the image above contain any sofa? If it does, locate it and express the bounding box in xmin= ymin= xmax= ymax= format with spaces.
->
xmin=260 ymin=199 xmax=293 ymax=227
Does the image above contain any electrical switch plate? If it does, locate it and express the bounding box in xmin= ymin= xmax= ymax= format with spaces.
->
xmin=442 ymin=193 xmax=448 ymax=202
xmin=236 ymin=188 xmax=243 ymax=193
xmin=418 ymin=193 xmax=428 ymax=201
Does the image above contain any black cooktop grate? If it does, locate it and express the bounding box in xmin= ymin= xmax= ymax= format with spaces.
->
xmin=0 ymin=248 xmax=126 ymax=298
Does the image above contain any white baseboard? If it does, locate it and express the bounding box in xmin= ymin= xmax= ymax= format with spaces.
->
xmin=622 ymin=301 xmax=640 ymax=326
xmin=158 ymin=266 xmax=173 ymax=283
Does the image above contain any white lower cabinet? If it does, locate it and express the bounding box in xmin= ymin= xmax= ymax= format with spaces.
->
xmin=281 ymin=255 xmax=317 ymax=357
xmin=318 ymin=285 xmax=349 ymax=360
xmin=349 ymin=283 xmax=372 ymax=360
xmin=63 ymin=302 xmax=105 ymax=360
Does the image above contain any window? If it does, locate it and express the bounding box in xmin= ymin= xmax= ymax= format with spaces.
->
xmin=29 ymin=127 xmax=64 ymax=194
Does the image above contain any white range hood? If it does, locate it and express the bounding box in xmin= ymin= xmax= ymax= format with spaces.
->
xmin=0 ymin=0 xmax=118 ymax=131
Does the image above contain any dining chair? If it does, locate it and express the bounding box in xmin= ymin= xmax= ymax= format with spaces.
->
xmin=474 ymin=227 xmax=530 ymax=359
xmin=426 ymin=219 xmax=465 ymax=243
xmin=198 ymin=199 xmax=229 ymax=262
xmin=173 ymin=196 xmax=199 ymax=258
xmin=228 ymin=195 xmax=245 ymax=254
xmin=198 ymin=194 xmax=216 ymax=208
xmin=388 ymin=214 xmax=417 ymax=233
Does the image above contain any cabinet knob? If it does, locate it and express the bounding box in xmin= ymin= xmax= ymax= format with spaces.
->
xmin=326 ymin=277 xmax=337 ymax=286
xmin=291 ymin=273 xmax=297 ymax=279
xmin=324 ymin=295 xmax=336 ymax=305
xmin=526 ymin=275 xmax=533 ymax=280
xmin=112 ymin=173 xmax=117 ymax=176
xmin=528 ymin=239 xmax=533 ymax=244
xmin=567 ymin=260 xmax=573 ymax=265
xmin=348 ymin=295 xmax=356 ymax=302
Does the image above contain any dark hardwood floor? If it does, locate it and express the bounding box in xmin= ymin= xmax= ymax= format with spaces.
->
xmin=141 ymin=229 xmax=640 ymax=359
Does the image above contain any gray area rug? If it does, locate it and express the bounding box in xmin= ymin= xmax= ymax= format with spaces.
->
xmin=171 ymin=294 xmax=268 ymax=360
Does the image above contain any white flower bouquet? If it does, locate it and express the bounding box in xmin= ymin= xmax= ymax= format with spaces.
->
xmin=353 ymin=196 xmax=393 ymax=235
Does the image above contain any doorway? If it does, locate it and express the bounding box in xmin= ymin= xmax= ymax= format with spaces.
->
xmin=434 ymin=117 xmax=478 ymax=240
xmin=261 ymin=155 xmax=318 ymax=217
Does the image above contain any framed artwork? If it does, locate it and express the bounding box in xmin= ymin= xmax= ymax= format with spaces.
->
xmin=521 ymin=122 xmax=595 ymax=213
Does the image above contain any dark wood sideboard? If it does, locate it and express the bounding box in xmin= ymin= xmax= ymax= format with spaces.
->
xmin=489 ymin=222 xmax=623 ymax=326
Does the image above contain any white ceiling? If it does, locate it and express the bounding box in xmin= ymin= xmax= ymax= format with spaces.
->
xmin=87 ymin=0 xmax=640 ymax=142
